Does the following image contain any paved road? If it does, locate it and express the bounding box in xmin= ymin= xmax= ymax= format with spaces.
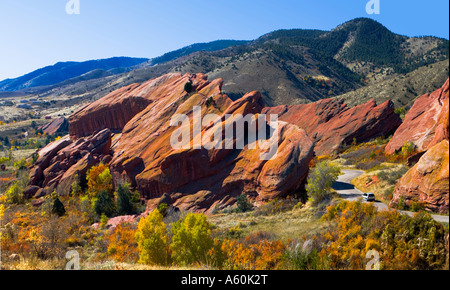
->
xmin=333 ymin=169 xmax=449 ymax=224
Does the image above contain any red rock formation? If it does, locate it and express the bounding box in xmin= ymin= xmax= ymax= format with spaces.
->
xmin=108 ymin=75 xmax=313 ymax=212
xmin=33 ymin=71 xmax=406 ymax=212
xmin=385 ymin=79 xmax=449 ymax=155
xmin=39 ymin=117 xmax=69 ymax=136
xmin=390 ymin=140 xmax=449 ymax=214
xmin=65 ymin=73 xmax=314 ymax=212
xmin=28 ymin=129 xmax=112 ymax=197
xmin=263 ymin=98 xmax=402 ymax=156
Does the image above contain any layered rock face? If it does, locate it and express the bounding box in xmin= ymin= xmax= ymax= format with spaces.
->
xmin=385 ymin=79 xmax=449 ymax=154
xmin=32 ymin=73 xmax=315 ymax=212
xmin=390 ymin=140 xmax=449 ymax=213
xmin=263 ymin=98 xmax=402 ymax=156
xmin=68 ymin=73 xmax=206 ymax=138
xmin=388 ymin=79 xmax=449 ymax=214
xmin=28 ymin=129 xmax=112 ymax=198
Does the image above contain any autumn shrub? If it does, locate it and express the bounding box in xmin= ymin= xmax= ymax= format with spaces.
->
xmin=253 ymin=197 xmax=299 ymax=216
xmin=4 ymin=181 xmax=23 ymax=204
xmin=170 ymin=213 xmax=215 ymax=266
xmin=221 ymin=239 xmax=286 ymax=270
xmin=87 ymin=164 xmax=113 ymax=198
xmin=320 ymin=200 xmax=449 ymax=270
xmin=135 ymin=209 xmax=171 ymax=265
xmin=106 ymin=223 xmax=139 ymax=263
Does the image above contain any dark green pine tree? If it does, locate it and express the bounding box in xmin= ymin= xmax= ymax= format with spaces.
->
xmin=52 ymin=197 xmax=66 ymax=217
xmin=94 ymin=190 xmax=116 ymax=217
xmin=116 ymin=184 xmax=133 ymax=215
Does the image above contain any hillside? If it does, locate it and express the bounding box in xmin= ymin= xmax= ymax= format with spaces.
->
xmin=0 ymin=57 xmax=149 ymax=91
xmin=337 ymin=59 xmax=449 ymax=109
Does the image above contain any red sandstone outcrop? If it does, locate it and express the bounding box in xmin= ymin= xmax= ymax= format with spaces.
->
xmin=27 ymin=73 xmax=315 ymax=212
xmin=385 ymin=79 xmax=449 ymax=155
xmin=28 ymin=129 xmax=112 ymax=197
xmin=106 ymin=74 xmax=314 ymax=212
xmin=69 ymin=73 xmax=211 ymax=138
xmin=386 ymin=79 xmax=449 ymax=214
xmin=263 ymin=98 xmax=402 ymax=156
xmin=39 ymin=117 xmax=69 ymax=136
xmin=62 ymin=73 xmax=313 ymax=212
xmin=390 ymin=140 xmax=449 ymax=214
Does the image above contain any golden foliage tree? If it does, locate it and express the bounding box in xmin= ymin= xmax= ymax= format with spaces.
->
xmin=86 ymin=164 xmax=113 ymax=198
xmin=135 ymin=209 xmax=170 ymax=265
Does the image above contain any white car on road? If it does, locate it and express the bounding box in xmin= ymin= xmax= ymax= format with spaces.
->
xmin=362 ymin=192 xmax=375 ymax=202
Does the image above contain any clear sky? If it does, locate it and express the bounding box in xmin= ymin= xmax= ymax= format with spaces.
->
xmin=0 ymin=0 xmax=448 ymax=81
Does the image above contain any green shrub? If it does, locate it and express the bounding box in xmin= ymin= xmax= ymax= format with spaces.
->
xmin=184 ymin=82 xmax=193 ymax=93
xmin=157 ymin=203 xmax=169 ymax=216
xmin=236 ymin=194 xmax=252 ymax=213
xmin=70 ymin=174 xmax=82 ymax=196
xmin=170 ymin=213 xmax=214 ymax=266
xmin=410 ymin=201 xmax=424 ymax=212
xmin=100 ymin=213 xmax=109 ymax=229
xmin=13 ymin=158 xmax=27 ymax=170
xmin=306 ymin=161 xmax=341 ymax=206
xmin=400 ymin=141 xmax=416 ymax=157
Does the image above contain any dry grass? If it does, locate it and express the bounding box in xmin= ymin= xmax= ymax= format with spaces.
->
xmin=209 ymin=204 xmax=329 ymax=242
xmin=351 ymin=163 xmax=405 ymax=204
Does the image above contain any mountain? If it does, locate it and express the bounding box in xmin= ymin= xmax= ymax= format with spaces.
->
xmin=1 ymin=18 xmax=448 ymax=108
xmin=0 ymin=57 xmax=150 ymax=92
xmin=149 ymin=40 xmax=250 ymax=65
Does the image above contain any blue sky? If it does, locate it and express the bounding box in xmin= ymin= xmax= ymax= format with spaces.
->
xmin=0 ymin=0 xmax=448 ymax=81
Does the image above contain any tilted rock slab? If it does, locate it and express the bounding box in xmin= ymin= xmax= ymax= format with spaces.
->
xmin=385 ymin=78 xmax=449 ymax=155
xmin=263 ymin=98 xmax=402 ymax=156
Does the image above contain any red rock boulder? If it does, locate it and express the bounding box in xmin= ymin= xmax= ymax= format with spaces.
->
xmin=390 ymin=140 xmax=449 ymax=214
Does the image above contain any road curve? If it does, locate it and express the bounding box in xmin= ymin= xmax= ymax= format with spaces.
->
xmin=333 ymin=169 xmax=449 ymax=224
